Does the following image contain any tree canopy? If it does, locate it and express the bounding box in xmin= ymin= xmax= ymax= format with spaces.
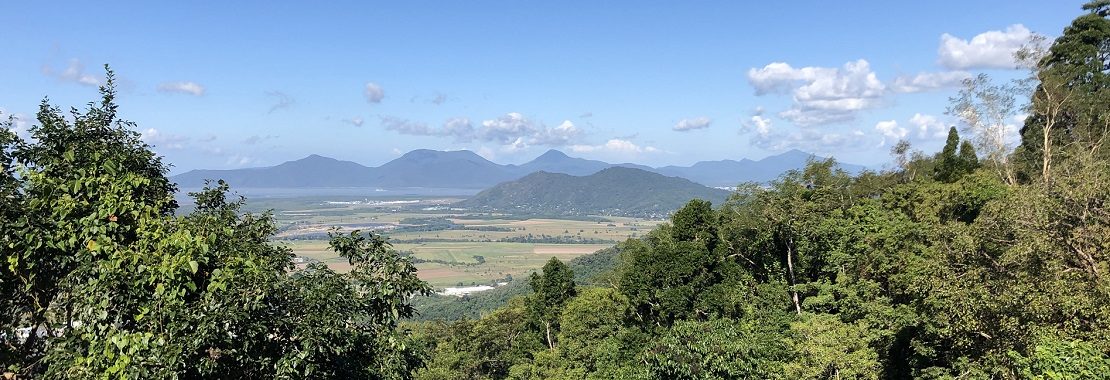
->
xmin=1 ymin=69 xmax=431 ymax=379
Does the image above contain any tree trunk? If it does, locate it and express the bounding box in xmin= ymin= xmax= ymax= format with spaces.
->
xmin=1043 ymin=124 xmax=1051 ymax=184
xmin=544 ymin=321 xmax=555 ymax=350
xmin=786 ymin=237 xmax=801 ymax=315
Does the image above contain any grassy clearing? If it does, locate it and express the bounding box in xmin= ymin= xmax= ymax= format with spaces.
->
xmin=285 ymin=239 xmax=616 ymax=287
xmin=260 ymin=196 xmax=662 ymax=287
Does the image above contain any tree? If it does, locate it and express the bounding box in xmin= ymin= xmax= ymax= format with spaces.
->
xmin=784 ymin=314 xmax=880 ymax=380
xmin=528 ymin=258 xmax=576 ymax=350
xmin=935 ymin=127 xmax=963 ymax=182
xmin=641 ymin=319 xmax=790 ymax=379
xmin=670 ymin=199 xmax=719 ymax=251
xmin=1016 ymin=2 xmax=1110 ymax=183
xmin=948 ymin=74 xmax=1023 ymax=185
xmin=1 ymin=68 xmax=432 ymax=378
xmin=2 ymin=68 xmax=180 ymax=375
xmin=958 ymin=140 xmax=980 ymax=174
xmin=1010 ymin=336 xmax=1110 ymax=380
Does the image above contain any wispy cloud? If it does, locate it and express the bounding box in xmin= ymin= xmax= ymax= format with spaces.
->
xmin=569 ymin=139 xmax=660 ymax=154
xmin=377 ymin=113 xmax=585 ymax=149
xmin=266 ymin=91 xmax=295 ymax=113
xmin=140 ymin=128 xmax=189 ymax=150
xmin=430 ymin=93 xmax=447 ymax=105
xmin=890 ymin=71 xmax=971 ymax=93
xmin=41 ymin=59 xmax=101 ymax=87
xmin=342 ymin=117 xmax=365 ymax=127
xmin=242 ymin=134 xmax=278 ymax=145
xmin=157 ymin=81 xmax=206 ymax=96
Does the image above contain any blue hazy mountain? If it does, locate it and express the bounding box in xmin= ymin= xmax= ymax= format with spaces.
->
xmin=171 ymin=148 xmax=865 ymax=189
xmin=654 ymin=149 xmax=867 ymax=187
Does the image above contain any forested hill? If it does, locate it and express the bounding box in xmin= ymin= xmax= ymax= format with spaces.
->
xmin=456 ymin=167 xmax=731 ymax=217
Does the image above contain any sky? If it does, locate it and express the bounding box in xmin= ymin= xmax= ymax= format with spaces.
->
xmin=0 ymin=1 xmax=1084 ymax=174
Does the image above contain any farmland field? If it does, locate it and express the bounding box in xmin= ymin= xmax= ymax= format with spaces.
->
xmin=251 ymin=194 xmax=662 ymax=287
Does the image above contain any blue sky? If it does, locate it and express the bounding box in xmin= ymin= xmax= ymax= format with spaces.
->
xmin=0 ymin=1 xmax=1082 ymax=174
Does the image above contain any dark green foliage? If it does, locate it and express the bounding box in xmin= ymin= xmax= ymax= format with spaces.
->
xmin=642 ymin=319 xmax=790 ymax=379
xmin=1016 ymin=1 xmax=1110 ymax=180
xmin=1010 ymin=336 xmax=1110 ymax=379
xmin=935 ymin=127 xmax=963 ymax=182
xmin=958 ymin=140 xmax=979 ymax=172
xmin=419 ymin=110 xmax=1110 ymax=379
xmin=1 ymin=70 xmax=432 ymax=379
xmin=528 ymin=258 xmax=576 ymax=349
xmin=670 ymin=199 xmax=719 ymax=251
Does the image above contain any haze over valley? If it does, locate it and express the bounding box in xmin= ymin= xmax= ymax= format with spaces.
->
xmin=3 ymin=1 xmax=1108 ymax=378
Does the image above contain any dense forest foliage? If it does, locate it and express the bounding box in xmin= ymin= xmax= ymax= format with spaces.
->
xmin=0 ymin=73 xmax=431 ymax=378
xmin=410 ymin=3 xmax=1110 ymax=378
xmin=0 ymin=1 xmax=1107 ymax=378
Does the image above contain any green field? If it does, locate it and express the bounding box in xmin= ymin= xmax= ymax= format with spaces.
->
xmin=284 ymin=239 xmax=618 ymax=287
xmin=261 ymin=196 xmax=661 ymax=287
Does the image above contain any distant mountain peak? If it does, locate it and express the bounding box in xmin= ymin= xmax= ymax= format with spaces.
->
xmin=535 ymin=149 xmax=570 ymax=160
xmin=300 ymin=154 xmax=335 ymax=161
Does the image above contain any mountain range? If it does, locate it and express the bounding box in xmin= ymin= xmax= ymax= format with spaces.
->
xmin=171 ymin=149 xmax=865 ymax=189
xmin=457 ymin=167 xmax=731 ymax=217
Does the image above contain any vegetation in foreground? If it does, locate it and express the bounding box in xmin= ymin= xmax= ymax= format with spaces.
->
xmin=0 ymin=72 xmax=431 ymax=378
xmin=0 ymin=2 xmax=1108 ymax=378
xmin=409 ymin=3 xmax=1110 ymax=379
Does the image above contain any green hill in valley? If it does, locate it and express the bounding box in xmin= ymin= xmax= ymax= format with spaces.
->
xmin=457 ymin=167 xmax=731 ymax=217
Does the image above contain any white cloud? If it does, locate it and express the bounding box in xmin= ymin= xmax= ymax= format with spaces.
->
xmin=198 ymin=134 xmax=217 ymax=142
xmin=364 ymin=82 xmax=385 ymax=103
xmin=536 ymin=120 xmax=581 ymax=145
xmin=140 ymin=128 xmax=189 ymax=150
xmin=938 ymin=24 xmax=1032 ymax=70
xmin=380 ymin=116 xmax=434 ymax=136
xmin=891 ymin=71 xmax=971 ymax=93
xmin=569 ymin=139 xmax=660 ymax=154
xmin=379 ymin=116 xmax=476 ymax=143
xmin=741 ymin=115 xmax=773 ymax=138
xmin=909 ymin=113 xmax=948 ymax=139
xmin=750 ymin=127 xmax=868 ymax=153
xmin=747 ymin=63 xmax=836 ymax=95
xmin=874 ymin=120 xmax=907 ymax=146
xmin=1 ymin=109 xmax=31 ymax=140
xmin=41 ymin=59 xmax=101 ymax=87
xmin=777 ymin=106 xmax=859 ymax=127
xmin=478 ymin=113 xmax=582 ymax=147
xmin=157 ymin=81 xmax=206 ymax=96
xmin=673 ymin=117 xmax=712 ymax=132
xmin=442 ymin=117 xmax=474 ymax=138
xmin=748 ymin=60 xmax=885 ymax=127
xmin=479 ymin=112 xmax=533 ymax=144
xmin=377 ymin=112 xmax=584 ymax=148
